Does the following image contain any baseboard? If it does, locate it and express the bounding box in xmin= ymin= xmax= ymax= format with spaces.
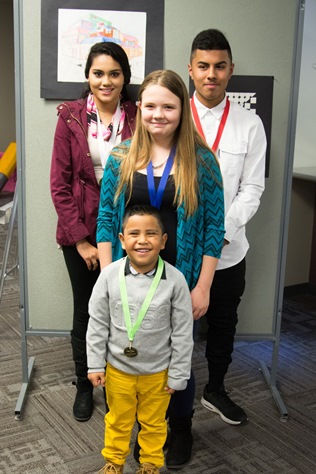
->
xmin=284 ymin=283 xmax=316 ymax=297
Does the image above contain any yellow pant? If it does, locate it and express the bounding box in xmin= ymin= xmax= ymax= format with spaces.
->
xmin=102 ymin=363 xmax=171 ymax=467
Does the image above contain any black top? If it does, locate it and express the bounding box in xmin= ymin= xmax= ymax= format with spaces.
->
xmin=126 ymin=172 xmax=177 ymax=266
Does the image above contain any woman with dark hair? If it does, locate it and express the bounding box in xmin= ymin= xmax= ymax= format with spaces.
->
xmin=50 ymin=41 xmax=137 ymax=422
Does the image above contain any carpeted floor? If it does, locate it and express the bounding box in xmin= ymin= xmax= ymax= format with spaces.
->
xmin=1 ymin=192 xmax=316 ymax=473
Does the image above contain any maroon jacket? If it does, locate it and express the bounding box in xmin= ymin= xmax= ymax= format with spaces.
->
xmin=50 ymin=98 xmax=136 ymax=246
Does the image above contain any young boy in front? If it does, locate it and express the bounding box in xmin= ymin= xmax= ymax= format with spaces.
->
xmin=86 ymin=205 xmax=194 ymax=474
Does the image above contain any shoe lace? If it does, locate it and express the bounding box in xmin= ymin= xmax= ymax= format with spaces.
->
xmin=216 ymin=389 xmax=237 ymax=407
xmin=99 ymin=463 xmax=122 ymax=474
xmin=137 ymin=464 xmax=158 ymax=474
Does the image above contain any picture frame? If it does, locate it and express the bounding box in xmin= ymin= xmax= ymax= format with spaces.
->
xmin=41 ymin=0 xmax=164 ymax=101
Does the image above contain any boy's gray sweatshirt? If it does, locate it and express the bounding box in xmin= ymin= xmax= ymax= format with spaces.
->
xmin=87 ymin=258 xmax=193 ymax=391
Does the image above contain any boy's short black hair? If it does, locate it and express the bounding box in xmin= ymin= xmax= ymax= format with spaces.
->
xmin=122 ymin=205 xmax=166 ymax=234
xmin=190 ymin=29 xmax=233 ymax=63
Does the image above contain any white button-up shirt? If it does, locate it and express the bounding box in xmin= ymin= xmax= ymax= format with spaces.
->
xmin=193 ymin=92 xmax=266 ymax=270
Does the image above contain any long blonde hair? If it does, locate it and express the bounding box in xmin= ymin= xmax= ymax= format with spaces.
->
xmin=114 ymin=69 xmax=212 ymax=217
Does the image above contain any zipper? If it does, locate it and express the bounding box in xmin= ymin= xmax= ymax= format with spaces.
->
xmin=60 ymin=102 xmax=88 ymax=139
xmin=78 ymin=177 xmax=85 ymax=220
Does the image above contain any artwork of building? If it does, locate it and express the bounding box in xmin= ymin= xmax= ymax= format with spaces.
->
xmin=60 ymin=12 xmax=143 ymax=63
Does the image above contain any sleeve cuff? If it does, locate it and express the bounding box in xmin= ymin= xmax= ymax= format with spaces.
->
xmin=167 ymin=377 xmax=188 ymax=392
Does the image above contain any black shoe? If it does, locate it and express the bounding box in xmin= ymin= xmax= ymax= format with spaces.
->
xmin=166 ymin=431 xmax=193 ymax=469
xmin=165 ymin=415 xmax=193 ymax=469
xmin=201 ymin=385 xmax=248 ymax=425
xmin=73 ymin=382 xmax=93 ymax=422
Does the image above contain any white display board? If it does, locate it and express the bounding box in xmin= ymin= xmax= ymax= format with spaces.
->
xmin=294 ymin=0 xmax=316 ymax=169
xmin=19 ymin=0 xmax=299 ymax=339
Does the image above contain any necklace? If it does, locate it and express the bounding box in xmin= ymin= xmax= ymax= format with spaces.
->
xmin=151 ymin=157 xmax=169 ymax=170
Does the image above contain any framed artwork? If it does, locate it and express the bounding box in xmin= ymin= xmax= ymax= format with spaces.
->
xmin=41 ymin=0 xmax=164 ymax=101
xmin=190 ymin=76 xmax=274 ymax=177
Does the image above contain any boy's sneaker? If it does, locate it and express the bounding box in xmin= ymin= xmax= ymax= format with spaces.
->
xmin=201 ymin=385 xmax=248 ymax=425
xmin=136 ymin=463 xmax=160 ymax=474
xmin=98 ymin=461 xmax=124 ymax=473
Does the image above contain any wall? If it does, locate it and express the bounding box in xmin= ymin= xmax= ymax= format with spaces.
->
xmin=0 ymin=0 xmax=15 ymax=150
xmin=310 ymin=192 xmax=316 ymax=285
xmin=20 ymin=0 xmax=298 ymax=335
xmin=285 ymin=180 xmax=315 ymax=287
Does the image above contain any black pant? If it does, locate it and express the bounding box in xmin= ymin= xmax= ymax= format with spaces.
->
xmin=63 ymin=246 xmax=99 ymax=382
xmin=167 ymin=370 xmax=195 ymax=419
xmin=63 ymin=245 xmax=99 ymax=341
xmin=204 ymin=258 xmax=246 ymax=392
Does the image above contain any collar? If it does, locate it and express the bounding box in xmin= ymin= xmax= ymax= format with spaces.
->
xmin=57 ymin=98 xmax=88 ymax=130
xmin=193 ymin=91 xmax=227 ymax=120
xmin=124 ymin=256 xmax=166 ymax=279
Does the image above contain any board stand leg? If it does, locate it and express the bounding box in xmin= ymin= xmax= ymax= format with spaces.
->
xmin=15 ymin=356 xmax=35 ymax=420
xmin=0 ymin=189 xmax=36 ymax=420
xmin=259 ymin=335 xmax=288 ymax=421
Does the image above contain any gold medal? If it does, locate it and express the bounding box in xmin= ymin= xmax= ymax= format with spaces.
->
xmin=124 ymin=346 xmax=138 ymax=357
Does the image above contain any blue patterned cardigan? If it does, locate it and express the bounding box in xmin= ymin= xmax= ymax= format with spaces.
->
xmin=97 ymin=143 xmax=225 ymax=290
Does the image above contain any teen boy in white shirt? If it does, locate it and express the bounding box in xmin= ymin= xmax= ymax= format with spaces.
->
xmin=188 ymin=28 xmax=266 ymax=427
